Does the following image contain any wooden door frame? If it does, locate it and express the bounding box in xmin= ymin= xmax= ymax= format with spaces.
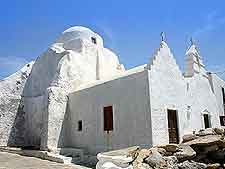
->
xmin=167 ymin=109 xmax=180 ymax=144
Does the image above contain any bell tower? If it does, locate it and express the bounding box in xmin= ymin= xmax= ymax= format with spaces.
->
xmin=184 ymin=38 xmax=206 ymax=77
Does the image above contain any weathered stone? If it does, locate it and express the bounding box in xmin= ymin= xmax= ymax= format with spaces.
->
xmin=183 ymin=135 xmax=222 ymax=147
xmin=163 ymin=156 xmax=178 ymax=169
xmin=201 ymin=144 xmax=219 ymax=154
xmin=156 ymin=144 xmax=178 ymax=153
xmin=165 ymin=151 xmax=174 ymax=156
xmin=217 ymin=139 xmax=225 ymax=148
xmin=197 ymin=128 xmax=215 ymax=136
xmin=133 ymin=149 xmax=151 ymax=169
xmin=214 ymin=128 xmax=225 ymax=135
xmin=127 ymin=146 xmax=140 ymax=160
xmin=182 ymin=134 xmax=198 ymax=143
xmin=157 ymin=148 xmax=167 ymax=156
xmin=174 ymin=145 xmax=196 ymax=162
xmin=207 ymin=150 xmax=225 ymax=164
xmin=207 ymin=163 xmax=221 ymax=169
xmin=144 ymin=148 xmax=164 ymax=168
xmin=136 ymin=163 xmax=153 ymax=169
xmin=177 ymin=160 xmax=207 ymax=169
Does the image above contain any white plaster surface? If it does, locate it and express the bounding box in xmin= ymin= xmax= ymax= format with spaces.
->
xmin=209 ymin=73 xmax=225 ymax=116
xmin=21 ymin=26 xmax=125 ymax=149
xmin=67 ymin=71 xmax=152 ymax=155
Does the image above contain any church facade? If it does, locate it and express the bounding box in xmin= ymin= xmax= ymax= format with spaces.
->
xmin=0 ymin=26 xmax=225 ymax=155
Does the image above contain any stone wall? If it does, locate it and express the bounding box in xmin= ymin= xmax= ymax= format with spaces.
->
xmin=0 ymin=63 xmax=33 ymax=146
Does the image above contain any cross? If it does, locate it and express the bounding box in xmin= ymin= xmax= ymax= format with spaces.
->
xmin=160 ymin=32 xmax=165 ymax=41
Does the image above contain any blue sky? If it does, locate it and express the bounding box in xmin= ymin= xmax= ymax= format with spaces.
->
xmin=0 ymin=0 xmax=225 ymax=79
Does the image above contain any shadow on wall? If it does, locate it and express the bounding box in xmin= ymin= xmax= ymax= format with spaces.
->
xmin=7 ymin=96 xmax=26 ymax=147
xmin=58 ymin=101 xmax=71 ymax=148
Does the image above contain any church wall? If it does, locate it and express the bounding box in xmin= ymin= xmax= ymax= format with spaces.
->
xmin=209 ymin=73 xmax=225 ymax=116
xmin=148 ymin=52 xmax=186 ymax=145
xmin=185 ymin=74 xmax=220 ymax=132
xmin=67 ymin=70 xmax=152 ymax=155
xmin=23 ymin=95 xmax=45 ymax=147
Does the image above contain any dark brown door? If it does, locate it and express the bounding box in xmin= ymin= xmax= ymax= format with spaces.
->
xmin=103 ymin=106 xmax=113 ymax=131
xmin=203 ymin=114 xmax=210 ymax=128
xmin=167 ymin=110 xmax=179 ymax=144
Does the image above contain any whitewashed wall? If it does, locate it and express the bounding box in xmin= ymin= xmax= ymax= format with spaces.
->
xmin=67 ymin=70 xmax=152 ymax=155
xmin=209 ymin=73 xmax=225 ymax=116
xmin=147 ymin=41 xmax=220 ymax=145
xmin=147 ymin=42 xmax=186 ymax=145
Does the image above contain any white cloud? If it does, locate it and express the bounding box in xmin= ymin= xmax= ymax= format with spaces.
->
xmin=193 ymin=10 xmax=225 ymax=38
xmin=0 ymin=56 xmax=29 ymax=79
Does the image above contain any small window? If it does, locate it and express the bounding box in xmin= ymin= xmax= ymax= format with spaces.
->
xmin=78 ymin=120 xmax=82 ymax=131
xmin=103 ymin=106 xmax=113 ymax=131
xmin=91 ymin=37 xmax=97 ymax=44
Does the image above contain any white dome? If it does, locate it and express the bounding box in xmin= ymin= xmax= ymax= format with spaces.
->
xmin=55 ymin=26 xmax=103 ymax=47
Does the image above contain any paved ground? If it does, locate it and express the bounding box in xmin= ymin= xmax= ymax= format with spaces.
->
xmin=0 ymin=152 xmax=90 ymax=169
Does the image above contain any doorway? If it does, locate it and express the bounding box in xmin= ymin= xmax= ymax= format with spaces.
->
xmin=203 ymin=114 xmax=210 ymax=129
xmin=167 ymin=109 xmax=179 ymax=144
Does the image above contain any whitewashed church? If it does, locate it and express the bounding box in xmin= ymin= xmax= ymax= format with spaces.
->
xmin=0 ymin=26 xmax=225 ymax=156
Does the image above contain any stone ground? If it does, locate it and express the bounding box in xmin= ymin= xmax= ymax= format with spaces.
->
xmin=0 ymin=152 xmax=90 ymax=169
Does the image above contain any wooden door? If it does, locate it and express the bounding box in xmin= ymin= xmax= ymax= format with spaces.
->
xmin=203 ymin=114 xmax=210 ymax=128
xmin=103 ymin=106 xmax=113 ymax=131
xmin=167 ymin=110 xmax=179 ymax=144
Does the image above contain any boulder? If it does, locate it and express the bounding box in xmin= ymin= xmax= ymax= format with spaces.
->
xmin=174 ymin=145 xmax=196 ymax=162
xmin=207 ymin=150 xmax=225 ymax=164
xmin=157 ymin=148 xmax=166 ymax=156
xmin=136 ymin=163 xmax=153 ymax=169
xmin=96 ymin=146 xmax=139 ymax=169
xmin=207 ymin=163 xmax=221 ymax=169
xmin=156 ymin=144 xmax=178 ymax=153
xmin=196 ymin=128 xmax=215 ymax=136
xmin=183 ymin=135 xmax=222 ymax=147
xmin=133 ymin=149 xmax=151 ymax=169
xmin=144 ymin=148 xmax=165 ymax=168
xmin=201 ymin=144 xmax=219 ymax=154
xmin=177 ymin=160 xmax=207 ymax=169
xmin=182 ymin=134 xmax=198 ymax=143
xmin=163 ymin=156 xmax=178 ymax=169
xmin=214 ymin=128 xmax=225 ymax=135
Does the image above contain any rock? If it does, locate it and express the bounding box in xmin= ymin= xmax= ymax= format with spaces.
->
xmin=144 ymin=148 xmax=164 ymax=168
xmin=183 ymin=135 xmax=222 ymax=147
xmin=214 ymin=128 xmax=225 ymax=135
xmin=207 ymin=163 xmax=221 ymax=169
xmin=133 ymin=149 xmax=151 ymax=169
xmin=156 ymin=144 xmax=178 ymax=153
xmin=177 ymin=160 xmax=207 ymax=169
xmin=196 ymin=128 xmax=215 ymax=136
xmin=202 ymin=144 xmax=219 ymax=154
xmin=157 ymin=148 xmax=166 ymax=156
xmin=207 ymin=150 xmax=225 ymax=164
xmin=182 ymin=134 xmax=198 ymax=143
xmin=163 ymin=156 xmax=178 ymax=169
xmin=96 ymin=147 xmax=139 ymax=169
xmin=217 ymin=139 xmax=225 ymax=148
xmin=174 ymin=145 xmax=196 ymax=162
xmin=136 ymin=163 xmax=153 ymax=169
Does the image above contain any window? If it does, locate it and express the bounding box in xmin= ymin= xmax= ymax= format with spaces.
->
xmin=103 ymin=106 xmax=113 ymax=131
xmin=78 ymin=120 xmax=82 ymax=131
xmin=222 ymin=87 xmax=225 ymax=114
xmin=91 ymin=37 xmax=97 ymax=44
